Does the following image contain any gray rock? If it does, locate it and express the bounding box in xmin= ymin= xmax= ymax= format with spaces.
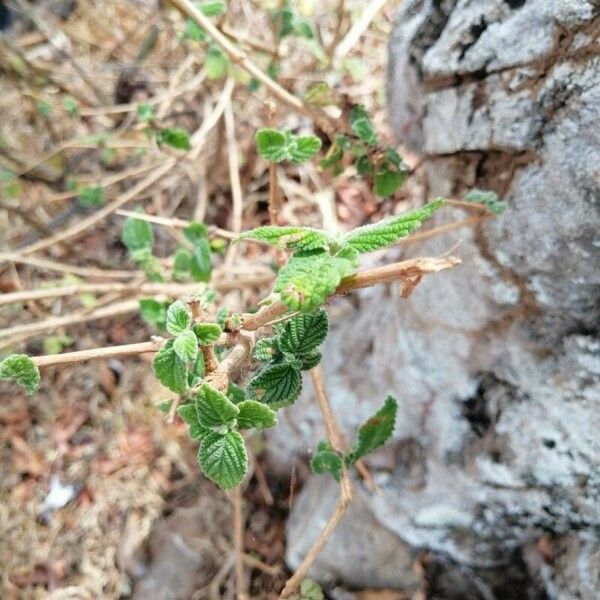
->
xmin=279 ymin=1 xmax=600 ymax=597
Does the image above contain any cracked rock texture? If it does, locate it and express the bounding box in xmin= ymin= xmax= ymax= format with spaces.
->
xmin=276 ymin=1 xmax=600 ymax=598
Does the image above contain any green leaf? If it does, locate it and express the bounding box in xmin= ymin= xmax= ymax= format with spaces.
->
xmin=303 ymin=82 xmax=336 ymax=107
xmin=373 ymin=167 xmax=405 ymax=197
xmin=137 ymin=102 xmax=155 ymax=122
xmin=0 ymin=354 xmax=40 ymax=395
xmin=342 ymin=199 xmax=445 ymax=253
xmin=205 ymin=44 xmax=230 ymax=79
xmin=463 ymin=189 xmax=506 ymax=214
xmin=152 ymin=340 xmax=188 ymax=394
xmin=299 ymin=351 xmax=321 ymax=371
xmin=139 ymin=298 xmax=168 ymax=329
xmin=173 ymin=248 xmax=193 ymax=280
xmin=299 ymin=579 xmax=324 ymax=600
xmin=183 ymin=18 xmax=206 ymax=41
xmin=122 ymin=215 xmax=154 ymax=251
xmin=345 ymin=396 xmax=397 ymax=464
xmin=253 ymin=338 xmax=278 ymax=362
xmin=274 ymin=252 xmax=356 ymax=312
xmin=255 ymin=129 xmax=321 ymax=164
xmin=198 ymin=430 xmax=248 ymax=489
xmin=184 ymin=221 xmax=209 ymax=244
xmin=237 ymin=226 xmax=334 ymax=252
xmin=195 ymin=383 xmax=239 ymax=429
xmin=193 ymin=322 xmax=222 ymax=345
xmin=166 ymin=300 xmax=191 ymax=336
xmin=227 ymin=382 xmax=246 ymax=404
xmin=248 ymin=362 xmax=301 ymax=409
xmin=156 ymin=127 xmax=191 ymax=150
xmin=310 ymin=441 xmax=342 ymax=482
xmin=349 ymin=105 xmax=378 ymax=144
xmin=173 ymin=329 xmax=199 ymax=362
xmin=199 ymin=0 xmax=226 ymax=16
xmin=237 ymin=400 xmax=278 ymax=430
xmin=287 ymin=135 xmax=322 ymax=164
xmin=191 ymin=238 xmax=212 ymax=282
xmin=78 ymin=185 xmax=104 ymax=207
xmin=188 ymin=351 xmax=206 ymax=387
xmin=278 ymin=309 xmax=329 ymax=356
xmin=255 ymin=128 xmax=287 ymax=162
xmin=178 ymin=402 xmax=209 ymax=440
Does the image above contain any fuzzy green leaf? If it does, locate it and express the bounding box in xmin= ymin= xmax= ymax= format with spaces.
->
xmin=342 ymin=199 xmax=445 ymax=253
xmin=274 ymin=252 xmax=356 ymax=312
xmin=199 ymin=430 xmax=248 ymax=489
xmin=287 ymin=135 xmax=322 ymax=164
xmin=463 ymin=189 xmax=506 ymax=214
xmin=200 ymin=0 xmax=227 ymax=16
xmin=299 ymin=351 xmax=321 ymax=371
xmin=299 ymin=580 xmax=324 ymax=600
xmin=195 ymin=383 xmax=239 ymax=429
xmin=237 ymin=400 xmax=278 ymax=430
xmin=310 ymin=441 xmax=343 ymax=481
xmin=173 ymin=329 xmax=198 ymax=362
xmin=188 ymin=351 xmax=206 ymax=387
xmin=248 ymin=362 xmax=301 ymax=409
xmin=121 ymin=215 xmax=153 ymax=251
xmin=156 ymin=127 xmax=191 ymax=150
xmin=255 ymin=128 xmax=287 ymax=162
xmin=191 ymin=238 xmax=212 ymax=282
xmin=152 ymin=340 xmax=188 ymax=394
xmin=253 ymin=338 xmax=278 ymax=362
xmin=278 ymin=309 xmax=329 ymax=356
xmin=346 ymin=396 xmax=397 ymax=464
xmin=0 ymin=354 xmax=40 ymax=395
xmin=178 ymin=402 xmax=209 ymax=440
xmin=227 ymin=382 xmax=246 ymax=404
xmin=139 ymin=298 xmax=168 ymax=329
xmin=193 ymin=322 xmax=222 ymax=345
xmin=166 ymin=300 xmax=191 ymax=336
xmin=373 ymin=167 xmax=405 ymax=197
xmin=238 ymin=226 xmax=333 ymax=252
xmin=184 ymin=222 xmax=209 ymax=244
xmin=349 ymin=105 xmax=378 ymax=144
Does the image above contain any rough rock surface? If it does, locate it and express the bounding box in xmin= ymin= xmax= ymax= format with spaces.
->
xmin=277 ymin=1 xmax=600 ymax=597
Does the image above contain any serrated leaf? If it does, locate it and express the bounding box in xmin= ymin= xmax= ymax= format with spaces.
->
xmin=287 ymin=135 xmax=322 ymax=164
xmin=191 ymin=238 xmax=212 ymax=282
xmin=193 ymin=322 xmax=222 ymax=345
xmin=152 ymin=340 xmax=188 ymax=394
xmin=310 ymin=441 xmax=343 ymax=481
xmin=373 ymin=167 xmax=405 ymax=197
xmin=248 ymin=362 xmax=301 ymax=409
xmin=238 ymin=226 xmax=333 ymax=252
xmin=253 ymin=338 xmax=278 ymax=362
xmin=349 ymin=105 xmax=378 ymax=144
xmin=156 ymin=127 xmax=191 ymax=150
xmin=199 ymin=430 xmax=247 ymax=489
xmin=278 ymin=309 xmax=329 ymax=356
xmin=299 ymin=351 xmax=321 ymax=370
xmin=205 ymin=44 xmax=229 ymax=79
xmin=0 ymin=354 xmax=40 ymax=395
xmin=255 ymin=128 xmax=287 ymax=162
xmin=342 ymin=199 xmax=446 ymax=253
xmin=227 ymin=382 xmax=246 ymax=404
xmin=139 ymin=298 xmax=168 ymax=329
xmin=463 ymin=189 xmax=506 ymax=214
xmin=345 ymin=396 xmax=397 ymax=464
xmin=274 ymin=252 xmax=356 ymax=312
xmin=173 ymin=329 xmax=198 ymax=361
xmin=195 ymin=383 xmax=239 ymax=429
xmin=178 ymin=402 xmax=209 ymax=440
xmin=122 ymin=215 xmax=154 ymax=251
xmin=166 ymin=300 xmax=191 ymax=336
xmin=237 ymin=400 xmax=278 ymax=430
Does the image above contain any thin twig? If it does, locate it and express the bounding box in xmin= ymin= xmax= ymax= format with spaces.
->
xmin=279 ymin=365 xmax=352 ymax=598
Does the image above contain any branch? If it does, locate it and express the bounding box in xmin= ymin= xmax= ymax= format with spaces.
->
xmin=169 ymin=0 xmax=342 ymax=139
